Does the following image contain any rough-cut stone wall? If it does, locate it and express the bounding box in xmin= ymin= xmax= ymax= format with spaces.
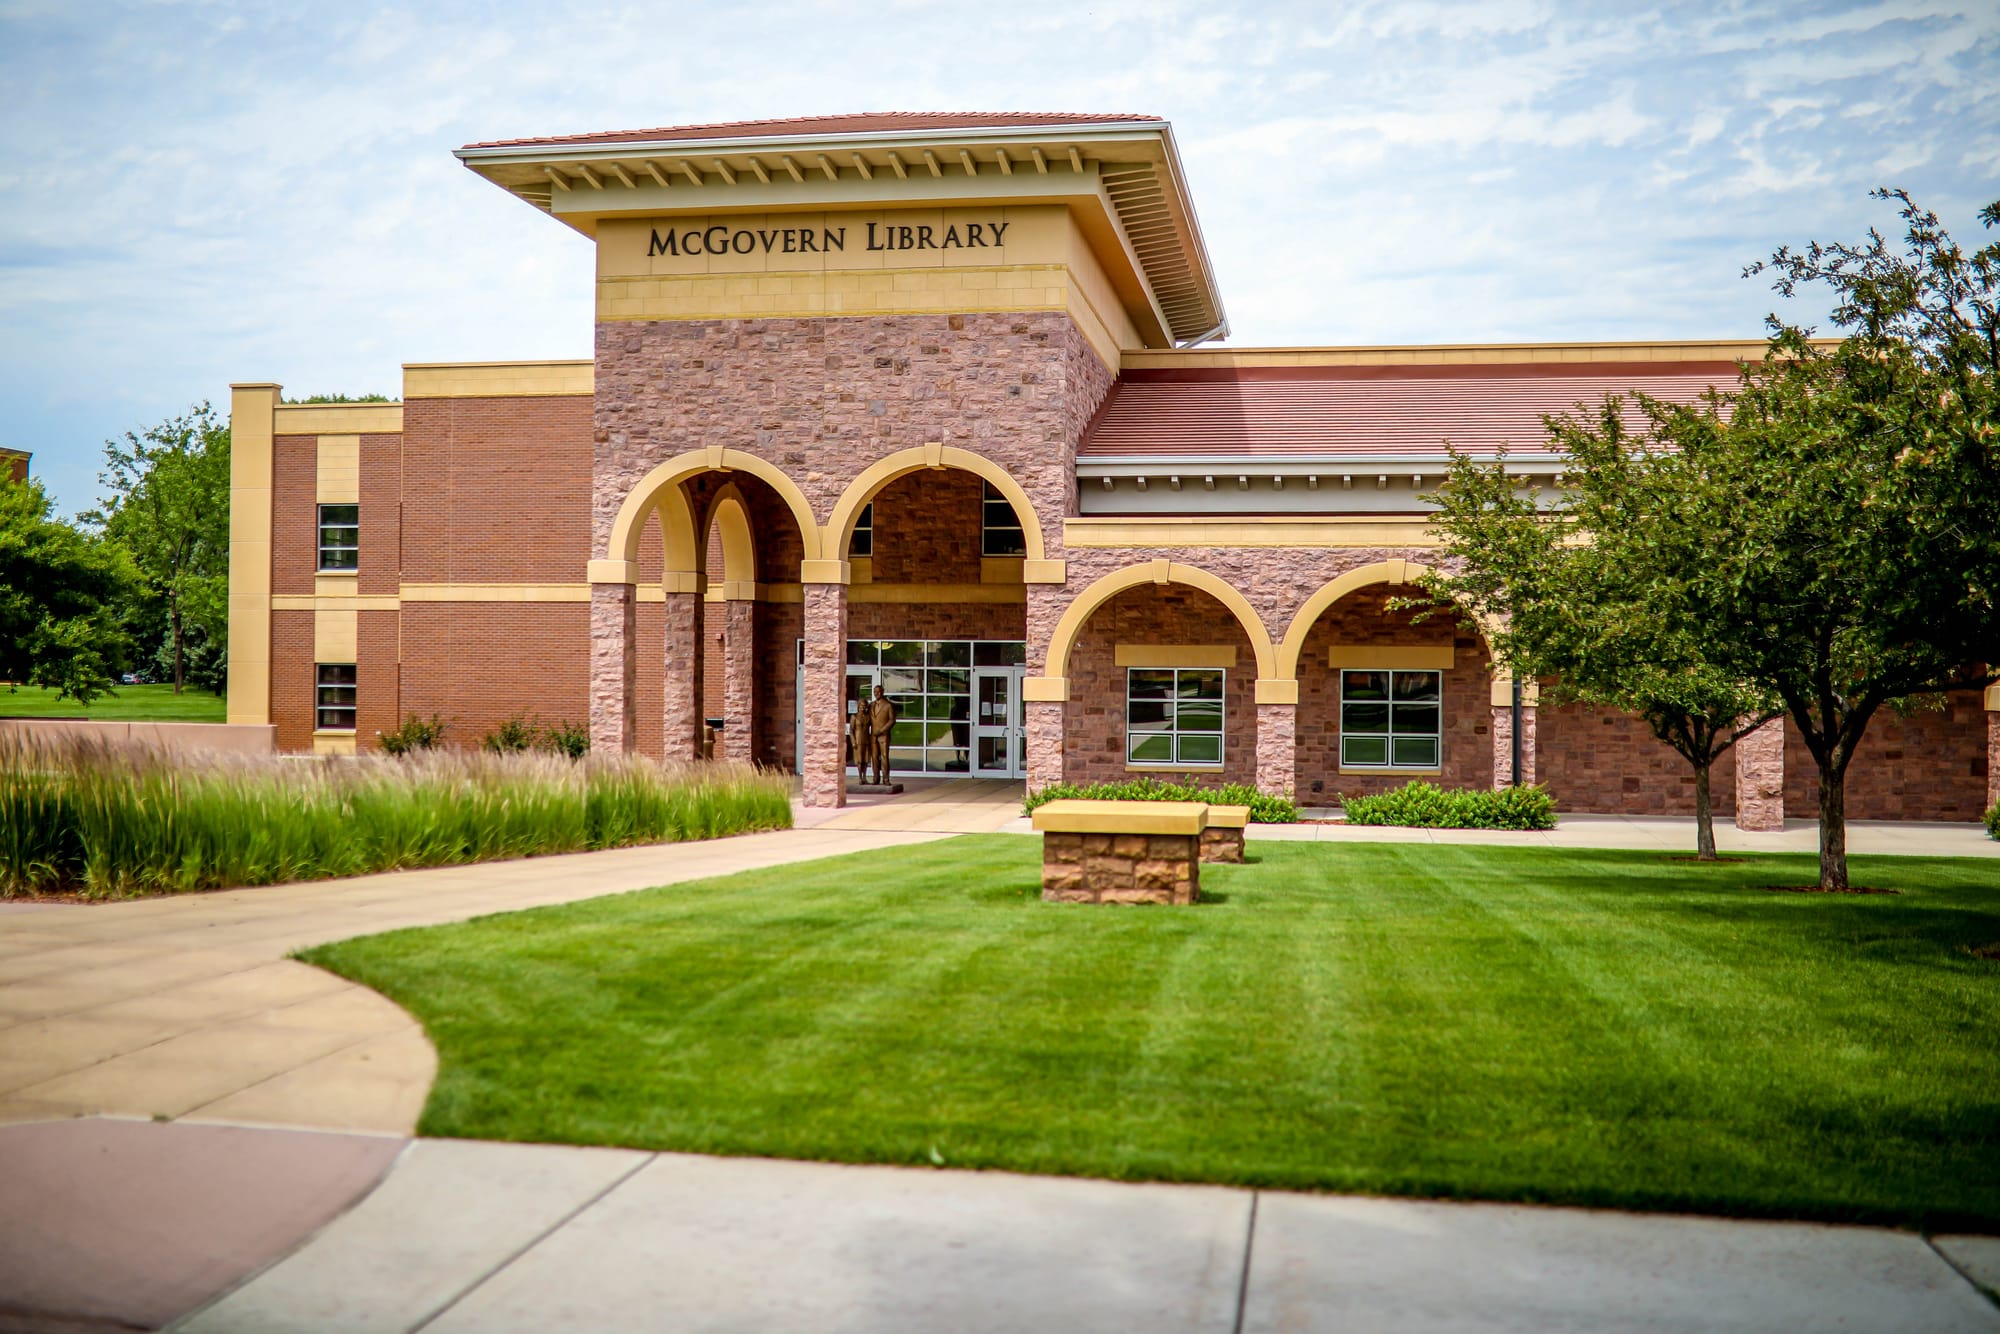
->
xmin=1735 ymin=719 xmax=1786 ymax=830
xmin=801 ymin=585 xmax=848 ymax=805
xmin=1536 ymin=705 xmax=1739 ymax=815
xmin=1292 ymin=587 xmax=1491 ymax=800
xmin=1063 ymin=584 xmax=1257 ymax=786
xmin=1782 ymin=692 xmax=1990 ymax=821
xmin=865 ymin=471 xmax=986 ymax=583
xmin=1042 ymin=831 xmax=1200 ymax=905
xmin=847 ymin=602 xmax=1026 ymax=642
xmin=755 ymin=600 xmax=803 ymax=771
xmin=1491 ymin=706 xmax=1537 ymax=789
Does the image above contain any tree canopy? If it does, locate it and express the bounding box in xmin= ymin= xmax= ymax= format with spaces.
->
xmin=0 ymin=474 xmax=136 ymax=704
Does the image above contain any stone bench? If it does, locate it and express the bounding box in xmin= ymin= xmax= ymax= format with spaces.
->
xmin=1030 ymin=800 xmax=1207 ymax=905
xmin=1200 ymin=805 xmax=1250 ymax=863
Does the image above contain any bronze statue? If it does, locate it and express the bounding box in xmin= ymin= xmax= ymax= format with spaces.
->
xmin=848 ymin=697 xmax=871 ymax=773
xmin=867 ymin=686 xmax=897 ymax=785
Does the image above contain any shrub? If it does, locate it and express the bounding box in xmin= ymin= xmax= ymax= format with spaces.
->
xmin=540 ymin=720 xmax=590 ymax=759
xmin=1985 ymin=799 xmax=2000 ymax=840
xmin=0 ymin=738 xmax=793 ymax=899
xmin=1024 ymin=776 xmax=1296 ymax=823
xmin=482 ymin=715 xmax=538 ymax=753
xmin=1340 ymin=780 xmax=1557 ymax=830
xmin=378 ymin=714 xmax=446 ymax=755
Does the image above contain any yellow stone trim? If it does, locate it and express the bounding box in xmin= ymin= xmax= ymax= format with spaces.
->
xmin=1064 ymin=516 xmax=1441 ymax=550
xmin=1254 ymin=679 xmax=1299 ymax=706
xmin=595 ymin=263 xmax=1071 ymax=323
xmin=849 ymin=556 xmax=874 ymax=583
xmin=800 ymin=558 xmax=850 ymax=585
xmin=709 ymin=488 xmax=757 ymax=589
xmin=608 ymin=446 xmax=821 ymax=571
xmin=273 ymin=594 xmax=398 ymax=611
xmin=1118 ymin=339 xmax=1832 ymax=371
xmin=1115 ymin=644 xmax=1237 ymax=669
xmin=403 ymin=360 xmax=593 ymax=399
xmin=1045 ymin=559 xmax=1277 ymax=682
xmin=1031 ymin=799 xmax=1210 ymax=836
xmin=1986 ymin=683 xmax=2000 ymax=711
xmin=588 ymin=559 xmax=639 ymax=585
xmin=1489 ymin=675 xmax=1543 ymax=707
xmin=1206 ymin=805 xmax=1251 ymax=830
xmin=226 ymin=384 xmax=278 ymax=726
xmin=272 ymin=403 xmax=403 ymax=434
xmin=1277 ymin=560 xmax=1500 ymax=681
xmin=980 ymin=556 xmax=1025 ymax=584
xmin=1022 ymin=559 xmax=1068 ymax=585
xmin=1023 ymin=675 xmax=1069 ymax=702
xmin=826 ymin=443 xmax=1049 ymax=566
xmin=314 ymin=435 xmax=360 ymax=506
xmin=312 ymin=731 xmax=358 ymax=757
xmin=1330 ymin=646 xmax=1456 ymax=670
xmin=314 ymin=572 xmax=359 ymax=597
xmin=313 ymin=607 xmax=358 ymax=662
xmin=1338 ymin=766 xmax=1442 ymax=777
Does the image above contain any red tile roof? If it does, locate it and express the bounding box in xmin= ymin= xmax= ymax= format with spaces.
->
xmin=464 ymin=112 xmax=1163 ymax=151
xmin=1079 ymin=363 xmax=1741 ymax=459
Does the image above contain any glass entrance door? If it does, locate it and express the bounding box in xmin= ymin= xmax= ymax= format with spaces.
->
xmin=971 ymin=668 xmax=1024 ymax=778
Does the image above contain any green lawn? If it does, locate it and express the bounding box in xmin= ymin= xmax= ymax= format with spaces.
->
xmin=0 ymin=683 xmax=225 ymax=721
xmin=302 ymin=837 xmax=2000 ymax=1230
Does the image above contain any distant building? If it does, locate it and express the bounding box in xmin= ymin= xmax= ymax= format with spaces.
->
xmin=224 ymin=113 xmax=1996 ymax=824
xmin=1 ymin=448 xmax=27 ymax=483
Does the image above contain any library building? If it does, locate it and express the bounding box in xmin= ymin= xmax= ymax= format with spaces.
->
xmin=225 ymin=112 xmax=1998 ymax=825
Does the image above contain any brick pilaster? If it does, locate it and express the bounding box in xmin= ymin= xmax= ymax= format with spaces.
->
xmin=1255 ymin=702 xmax=1296 ymax=797
xmin=801 ymin=583 xmax=848 ymax=807
xmin=1734 ymin=717 xmax=1785 ymax=831
xmin=662 ymin=589 xmax=703 ymax=762
xmin=589 ymin=582 xmax=636 ymax=754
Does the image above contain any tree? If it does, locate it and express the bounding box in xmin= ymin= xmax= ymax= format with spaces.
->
xmin=88 ymin=405 xmax=231 ymax=694
xmin=1417 ymin=419 xmax=1783 ymax=860
xmin=0 ymin=475 xmax=136 ymax=704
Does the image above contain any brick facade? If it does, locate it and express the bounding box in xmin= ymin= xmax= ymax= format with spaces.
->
xmin=1782 ymin=693 xmax=1990 ymax=822
xmin=1536 ymin=705 xmax=1739 ymax=817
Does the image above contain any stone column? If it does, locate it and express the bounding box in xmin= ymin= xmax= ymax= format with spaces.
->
xmin=1024 ymin=699 xmax=1065 ymax=793
xmin=588 ymin=579 xmax=636 ymax=754
xmin=722 ymin=598 xmax=757 ymax=764
xmin=661 ymin=587 xmax=704 ymax=762
xmin=1023 ymin=577 xmax=1071 ymax=795
xmin=1734 ymin=717 xmax=1785 ymax=831
xmin=800 ymin=580 xmax=848 ymax=808
xmin=1254 ymin=680 xmax=1297 ymax=798
xmin=1988 ymin=709 xmax=2000 ymax=815
xmin=1490 ymin=704 xmax=1539 ymax=787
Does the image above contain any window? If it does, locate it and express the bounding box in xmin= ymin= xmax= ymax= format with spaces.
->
xmin=849 ymin=503 xmax=873 ymax=557
xmin=1340 ymin=669 xmax=1441 ymax=768
xmin=1127 ymin=668 xmax=1224 ymax=767
xmin=315 ymin=664 xmax=357 ymax=731
xmin=317 ymin=504 xmax=359 ymax=572
xmin=981 ymin=481 xmax=1025 ymax=557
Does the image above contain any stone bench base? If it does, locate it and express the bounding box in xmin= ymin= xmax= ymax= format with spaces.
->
xmin=1198 ymin=805 xmax=1251 ymax=864
xmin=1030 ymin=800 xmax=1208 ymax=905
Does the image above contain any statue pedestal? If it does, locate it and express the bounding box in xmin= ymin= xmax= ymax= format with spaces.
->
xmin=849 ymin=782 xmax=905 ymax=794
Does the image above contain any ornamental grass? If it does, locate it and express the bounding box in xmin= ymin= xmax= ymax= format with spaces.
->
xmin=0 ymin=738 xmax=793 ymax=899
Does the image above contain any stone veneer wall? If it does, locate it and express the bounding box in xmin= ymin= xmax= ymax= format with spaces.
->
xmin=1062 ymin=584 xmax=1258 ymax=787
xmin=1293 ymin=587 xmax=1491 ymax=800
xmin=1781 ymin=692 xmax=1990 ymax=821
xmin=1537 ymin=705 xmax=1741 ymax=816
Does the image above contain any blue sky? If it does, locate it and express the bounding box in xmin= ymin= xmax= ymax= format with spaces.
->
xmin=2 ymin=0 xmax=1995 ymax=514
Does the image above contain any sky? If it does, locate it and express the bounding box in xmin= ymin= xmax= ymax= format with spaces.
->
xmin=2 ymin=0 xmax=1995 ymax=515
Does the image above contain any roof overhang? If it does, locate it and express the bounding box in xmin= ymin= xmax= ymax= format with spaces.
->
xmin=455 ymin=119 xmax=1227 ymax=348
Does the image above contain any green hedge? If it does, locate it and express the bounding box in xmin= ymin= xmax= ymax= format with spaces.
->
xmin=1 ymin=741 xmax=793 ymax=899
xmin=1985 ymin=800 xmax=2000 ymax=840
xmin=1340 ymin=780 xmax=1557 ymax=830
xmin=1024 ymin=777 xmax=1297 ymax=824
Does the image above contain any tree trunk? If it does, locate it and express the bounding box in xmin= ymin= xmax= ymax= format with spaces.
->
xmin=1818 ymin=759 xmax=1848 ymax=890
xmin=1693 ymin=761 xmax=1716 ymax=860
xmin=170 ymin=600 xmax=184 ymax=695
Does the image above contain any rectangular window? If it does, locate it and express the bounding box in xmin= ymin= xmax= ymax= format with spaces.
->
xmin=981 ymin=481 xmax=1025 ymax=557
xmin=848 ymin=503 xmax=873 ymax=557
xmin=315 ymin=664 xmax=356 ymax=731
xmin=1339 ymin=669 xmax=1441 ymax=768
xmin=1127 ymin=667 xmax=1224 ymax=767
xmin=317 ymin=504 xmax=359 ymax=572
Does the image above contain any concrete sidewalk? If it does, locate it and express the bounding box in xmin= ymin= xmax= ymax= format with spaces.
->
xmin=0 ymin=826 xmax=945 ymax=1133
xmin=1249 ymin=812 xmax=2000 ymax=856
xmin=173 ymin=1135 xmax=1999 ymax=1333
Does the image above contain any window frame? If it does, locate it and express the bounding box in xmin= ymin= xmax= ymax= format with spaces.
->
xmin=317 ymin=503 xmax=359 ymax=573
xmin=980 ymin=481 xmax=1026 ymax=558
xmin=315 ymin=663 xmax=357 ymax=732
xmin=1125 ymin=666 xmax=1226 ymax=769
xmin=1338 ymin=668 xmax=1443 ymax=770
xmin=849 ymin=502 xmax=873 ymax=557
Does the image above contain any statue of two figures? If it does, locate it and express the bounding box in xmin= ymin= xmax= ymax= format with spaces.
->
xmin=847 ymin=686 xmax=898 ymax=786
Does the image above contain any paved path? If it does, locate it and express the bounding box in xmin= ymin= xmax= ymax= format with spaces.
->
xmin=1262 ymin=811 xmax=2000 ymax=855
xmin=167 ymin=1137 xmax=1997 ymax=1332
xmin=0 ymin=826 xmax=944 ymax=1133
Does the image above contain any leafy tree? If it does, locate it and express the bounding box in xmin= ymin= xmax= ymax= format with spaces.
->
xmin=87 ymin=405 xmax=231 ymax=695
xmin=0 ymin=475 xmax=136 ymax=704
xmin=1418 ymin=422 xmax=1782 ymax=860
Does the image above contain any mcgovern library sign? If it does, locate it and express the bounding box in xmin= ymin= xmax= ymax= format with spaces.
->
xmin=648 ymin=218 xmax=1013 ymax=258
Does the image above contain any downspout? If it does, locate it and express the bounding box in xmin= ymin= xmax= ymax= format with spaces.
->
xmin=1511 ymin=678 xmax=1523 ymax=787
